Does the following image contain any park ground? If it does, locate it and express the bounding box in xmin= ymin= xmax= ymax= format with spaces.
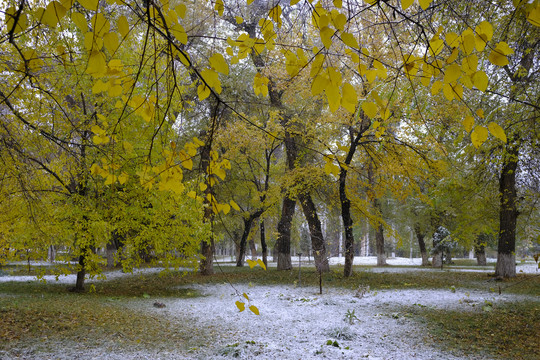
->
xmin=0 ymin=257 xmax=539 ymax=359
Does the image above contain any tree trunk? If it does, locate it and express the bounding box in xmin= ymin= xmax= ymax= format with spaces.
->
xmin=237 ymin=217 xmax=254 ymax=266
xmin=73 ymin=249 xmax=87 ymax=292
xmin=375 ymin=222 xmax=387 ymax=266
xmin=199 ymin=126 xmax=217 ymax=275
xmin=495 ymin=141 xmax=520 ymax=278
xmin=414 ymin=225 xmax=429 ymax=266
xmin=475 ymin=245 xmax=487 ymax=266
xmin=432 ymin=252 xmax=442 ymax=268
xmin=298 ymin=193 xmax=329 ymax=272
xmin=249 ymin=238 xmax=257 ymax=260
xmin=374 ymin=198 xmax=387 ymax=266
xmin=276 ymin=197 xmax=295 ymax=270
xmin=260 ymin=219 xmax=268 ymax=268
xmin=341 ymin=166 xmax=355 ymax=277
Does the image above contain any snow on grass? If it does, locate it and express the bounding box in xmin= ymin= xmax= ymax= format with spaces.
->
xmin=123 ymin=283 xmax=538 ymax=360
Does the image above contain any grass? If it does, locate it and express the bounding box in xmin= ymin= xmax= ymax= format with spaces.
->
xmin=1 ymin=262 xmax=539 ymax=359
xmin=407 ymin=301 xmax=540 ymax=360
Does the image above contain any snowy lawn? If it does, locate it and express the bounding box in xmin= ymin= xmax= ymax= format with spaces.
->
xmin=1 ymin=259 xmax=539 ymax=359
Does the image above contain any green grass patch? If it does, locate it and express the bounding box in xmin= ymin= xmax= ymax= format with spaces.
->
xmin=407 ymin=301 xmax=540 ymax=360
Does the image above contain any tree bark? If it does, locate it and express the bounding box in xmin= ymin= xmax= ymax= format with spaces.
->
xmin=74 ymin=251 xmax=86 ymax=292
xmin=341 ymin=166 xmax=355 ymax=277
xmin=276 ymin=197 xmax=295 ymax=270
xmin=475 ymin=245 xmax=487 ymax=266
xmin=432 ymin=252 xmax=442 ymax=268
xmin=260 ymin=219 xmax=268 ymax=267
xmin=199 ymin=128 xmax=216 ymax=275
xmin=236 ymin=210 xmax=263 ymax=267
xmin=298 ymin=193 xmax=329 ymax=272
xmin=414 ymin=225 xmax=429 ymax=266
xmin=495 ymin=141 xmax=520 ymax=278
xmin=373 ymin=198 xmax=387 ymax=266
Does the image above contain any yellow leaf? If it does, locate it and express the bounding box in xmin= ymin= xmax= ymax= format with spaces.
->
xmin=118 ymin=172 xmax=129 ymax=185
xmin=488 ymin=122 xmax=507 ymax=143
xmin=92 ymin=13 xmax=110 ymax=37
xmin=246 ymin=259 xmax=257 ymax=269
xmin=103 ymin=32 xmax=119 ymax=54
xmin=235 ymin=16 xmax=243 ymax=24
xmin=463 ymin=116 xmax=475 ymax=132
xmin=209 ymin=53 xmax=229 ymax=75
xmin=243 ymin=293 xmax=250 ymax=300
xmin=214 ymin=0 xmax=224 ymax=16
xmin=446 ymin=48 xmax=459 ymax=64
xmin=443 ymin=64 xmax=461 ymax=84
xmin=235 ymin=301 xmax=245 ymax=312
xmin=461 ymin=33 xmax=475 ymax=55
xmin=472 ymin=71 xmax=488 ymax=92
xmin=42 ymin=1 xmax=67 ymax=27
xmin=342 ymin=83 xmax=357 ymax=105
xmin=222 ymin=203 xmax=231 ymax=215
xmin=443 ymin=83 xmax=454 ymax=101
xmin=471 ymin=126 xmax=488 ymax=148
xmin=489 ymin=42 xmax=514 ymax=67
xmin=87 ymin=50 xmax=107 ymax=76
xmin=78 ymin=0 xmax=99 ymax=11
xmin=171 ymin=24 xmax=188 ymax=44
xmin=341 ymin=32 xmax=359 ymax=49
xmin=445 ymin=32 xmax=460 ymax=48
xmin=362 ymin=101 xmax=378 ymax=118
xmin=401 ymin=0 xmax=414 ymax=10
xmin=71 ymin=12 xmax=88 ymax=32
xmin=527 ymin=5 xmax=540 ymax=27
xmin=325 ymin=84 xmax=341 ymax=113
xmin=187 ymin=191 xmax=196 ymax=199
xmin=175 ymin=4 xmax=187 ymax=19
xmin=5 ymin=7 xmax=28 ymax=34
xmin=199 ymin=182 xmax=207 ymax=191
xmin=462 ymin=54 xmax=478 ymax=74
xmin=332 ymin=12 xmax=347 ymax=31
xmin=269 ymin=5 xmax=282 ymax=28
xmin=198 ymin=84 xmax=211 ymax=101
xmin=117 ymin=15 xmax=129 ymax=38
xmin=431 ymin=80 xmax=443 ymax=95
xmin=200 ymin=68 xmax=222 ymax=93
xmin=324 ymin=160 xmax=340 ymax=176
xmin=257 ymin=259 xmax=267 ymax=270
xmin=475 ymin=21 xmax=493 ymax=41
xmin=320 ymin=26 xmax=334 ymax=49
xmin=418 ymin=0 xmax=432 ymax=10
xmin=429 ymin=37 xmax=444 ymax=56
xmin=249 ymin=305 xmax=260 ymax=315
xmin=230 ymin=200 xmax=240 ymax=211
xmin=476 ymin=109 xmax=484 ymax=118
xmin=290 ymin=0 xmax=300 ymax=4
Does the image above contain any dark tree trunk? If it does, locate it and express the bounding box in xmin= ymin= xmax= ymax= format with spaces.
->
xmin=414 ymin=225 xmax=429 ymax=266
xmin=375 ymin=222 xmax=387 ymax=266
xmin=495 ymin=141 xmax=520 ymax=278
xmin=341 ymin=166 xmax=355 ymax=277
xmin=236 ymin=211 xmax=263 ymax=266
xmin=298 ymin=193 xmax=329 ymax=272
xmin=277 ymin=197 xmax=295 ymax=270
xmin=249 ymin=238 xmax=257 ymax=260
xmin=260 ymin=219 xmax=268 ymax=267
xmin=74 ymin=251 xmax=86 ymax=292
xmin=373 ymin=198 xmax=387 ymax=266
xmin=199 ymin=128 xmax=216 ymax=275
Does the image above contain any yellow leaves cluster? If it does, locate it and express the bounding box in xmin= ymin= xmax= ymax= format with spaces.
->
xmin=253 ymin=73 xmax=269 ymax=97
xmin=462 ymin=110 xmax=507 ymax=148
xmin=235 ymin=292 xmax=261 ymax=315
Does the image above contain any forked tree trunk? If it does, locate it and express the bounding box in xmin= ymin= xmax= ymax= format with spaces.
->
xmin=299 ymin=194 xmax=329 ymax=272
xmin=277 ymin=197 xmax=295 ymax=270
xmin=495 ymin=141 xmax=520 ymax=278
